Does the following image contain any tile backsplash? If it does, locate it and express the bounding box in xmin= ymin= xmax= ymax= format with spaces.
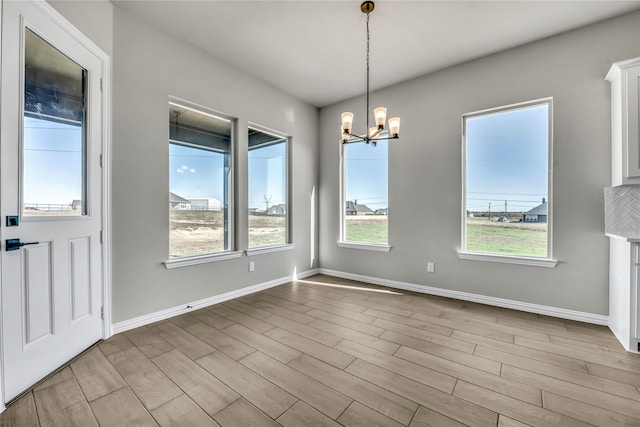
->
xmin=605 ymin=185 xmax=640 ymax=238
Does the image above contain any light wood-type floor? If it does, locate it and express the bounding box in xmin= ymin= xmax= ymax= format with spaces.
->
xmin=2 ymin=274 xmax=640 ymax=426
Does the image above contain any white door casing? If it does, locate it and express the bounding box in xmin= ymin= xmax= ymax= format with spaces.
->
xmin=0 ymin=0 xmax=110 ymax=403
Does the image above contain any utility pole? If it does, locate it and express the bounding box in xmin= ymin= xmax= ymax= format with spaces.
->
xmin=505 ymin=200 xmax=507 ymax=218
xmin=488 ymin=202 xmax=491 ymax=221
xmin=263 ymin=194 xmax=272 ymax=212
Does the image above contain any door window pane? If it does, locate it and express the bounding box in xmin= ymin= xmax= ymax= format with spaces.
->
xmin=23 ymin=29 xmax=86 ymax=216
xmin=248 ymin=128 xmax=287 ymax=248
xmin=169 ymin=103 xmax=232 ymax=258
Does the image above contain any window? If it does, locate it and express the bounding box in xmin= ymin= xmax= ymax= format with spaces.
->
xmin=168 ymin=102 xmax=233 ymax=258
xmin=248 ymin=126 xmax=288 ymax=248
xmin=341 ymin=139 xmax=389 ymax=246
xmin=462 ymin=99 xmax=552 ymax=261
xmin=23 ymin=29 xmax=87 ymax=216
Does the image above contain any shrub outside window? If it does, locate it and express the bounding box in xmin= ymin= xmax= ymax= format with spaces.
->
xmin=462 ymin=99 xmax=552 ymax=259
xmin=168 ymin=102 xmax=233 ymax=258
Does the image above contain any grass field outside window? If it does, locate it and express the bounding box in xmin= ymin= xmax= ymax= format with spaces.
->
xmin=465 ymin=217 xmax=547 ymax=257
xmin=344 ymin=216 xmax=388 ymax=245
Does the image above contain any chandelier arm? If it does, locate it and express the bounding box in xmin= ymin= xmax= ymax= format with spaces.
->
xmin=372 ymin=135 xmax=398 ymax=142
xmin=343 ymin=132 xmax=367 ymax=143
xmin=342 ymin=139 xmax=363 ymax=145
xmin=341 ymin=132 xmax=399 ymax=145
xmin=368 ymin=128 xmax=383 ymax=140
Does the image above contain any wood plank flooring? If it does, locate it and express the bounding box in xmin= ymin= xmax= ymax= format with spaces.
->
xmin=2 ymin=274 xmax=640 ymax=426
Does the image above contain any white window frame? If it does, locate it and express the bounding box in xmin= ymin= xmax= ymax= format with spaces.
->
xmin=245 ymin=123 xmax=293 ymax=254
xmin=339 ymin=140 xmax=391 ymax=252
xmin=164 ymin=98 xmax=240 ymax=268
xmin=459 ymin=98 xmax=556 ymax=267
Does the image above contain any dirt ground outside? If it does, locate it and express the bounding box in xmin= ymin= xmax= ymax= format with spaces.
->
xmin=466 ymin=217 xmax=547 ymax=231
xmin=170 ymin=210 xmax=286 ymax=257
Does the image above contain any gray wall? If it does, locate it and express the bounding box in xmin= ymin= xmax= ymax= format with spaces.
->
xmin=110 ymin=7 xmax=318 ymax=323
xmin=48 ymin=1 xmax=640 ymax=321
xmin=318 ymin=11 xmax=640 ymax=316
xmin=48 ymin=0 xmax=113 ymax=56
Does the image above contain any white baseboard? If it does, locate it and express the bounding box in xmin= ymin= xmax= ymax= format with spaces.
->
xmin=112 ymin=266 xmax=607 ymax=334
xmin=112 ymin=268 xmax=320 ymax=334
xmin=317 ymin=268 xmax=609 ymax=326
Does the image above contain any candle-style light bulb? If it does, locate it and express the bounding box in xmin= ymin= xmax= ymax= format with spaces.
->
xmin=388 ymin=117 xmax=400 ymax=138
xmin=374 ymin=107 xmax=387 ymax=129
xmin=341 ymin=112 xmax=354 ymax=134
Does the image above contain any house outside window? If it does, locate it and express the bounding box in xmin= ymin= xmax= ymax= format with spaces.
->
xmin=168 ymin=101 xmax=233 ymax=258
xmin=462 ymin=99 xmax=553 ymax=262
xmin=248 ymin=126 xmax=289 ymax=248
xmin=341 ymin=139 xmax=389 ymax=246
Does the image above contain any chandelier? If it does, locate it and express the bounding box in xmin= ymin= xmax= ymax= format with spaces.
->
xmin=341 ymin=1 xmax=400 ymax=146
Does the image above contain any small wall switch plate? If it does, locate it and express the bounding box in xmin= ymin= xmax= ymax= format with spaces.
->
xmin=249 ymin=261 xmax=255 ymax=272
xmin=427 ymin=262 xmax=435 ymax=273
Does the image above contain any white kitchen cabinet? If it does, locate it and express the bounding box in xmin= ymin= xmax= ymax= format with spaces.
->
xmin=606 ymin=58 xmax=640 ymax=353
xmin=606 ymin=57 xmax=640 ymax=186
xmin=608 ymin=237 xmax=640 ymax=353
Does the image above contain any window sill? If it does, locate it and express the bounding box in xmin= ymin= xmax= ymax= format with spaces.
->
xmin=337 ymin=241 xmax=392 ymax=252
xmin=457 ymin=251 xmax=557 ymax=268
xmin=163 ymin=251 xmax=243 ymax=269
xmin=245 ymin=244 xmax=295 ymax=256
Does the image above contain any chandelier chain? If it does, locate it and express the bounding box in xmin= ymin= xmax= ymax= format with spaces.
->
xmin=366 ymin=9 xmax=370 ymax=72
xmin=365 ymin=8 xmax=370 ymax=137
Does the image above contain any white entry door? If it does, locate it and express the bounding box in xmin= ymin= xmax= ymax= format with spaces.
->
xmin=1 ymin=1 xmax=105 ymax=401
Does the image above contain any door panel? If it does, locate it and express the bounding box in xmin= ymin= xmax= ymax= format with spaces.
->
xmin=1 ymin=0 xmax=104 ymax=402
xmin=23 ymin=243 xmax=53 ymax=343
xmin=70 ymin=237 xmax=92 ymax=321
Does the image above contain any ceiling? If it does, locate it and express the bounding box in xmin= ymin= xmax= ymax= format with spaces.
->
xmin=112 ymin=0 xmax=640 ymax=107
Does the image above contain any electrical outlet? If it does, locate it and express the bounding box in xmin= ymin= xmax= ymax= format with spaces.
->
xmin=427 ymin=262 xmax=435 ymax=273
xmin=249 ymin=261 xmax=255 ymax=272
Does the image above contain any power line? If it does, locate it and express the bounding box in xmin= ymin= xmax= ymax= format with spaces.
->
xmin=467 ymin=191 xmax=545 ymax=196
xmin=24 ymin=148 xmax=81 ymax=153
xmin=467 ymin=197 xmax=544 ymax=203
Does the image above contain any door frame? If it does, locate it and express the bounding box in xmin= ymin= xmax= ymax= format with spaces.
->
xmin=0 ymin=0 xmax=112 ymax=412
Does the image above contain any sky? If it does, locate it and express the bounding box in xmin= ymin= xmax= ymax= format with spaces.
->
xmin=173 ymin=134 xmax=388 ymax=213
xmin=169 ymin=143 xmax=226 ymax=201
xmin=23 ymin=116 xmax=83 ymax=207
xmin=465 ymin=104 xmax=549 ymax=214
xmin=344 ymin=139 xmax=389 ymax=211
xmin=169 ymin=140 xmax=286 ymax=210
xmin=24 ymin=104 xmax=546 ymax=215
xmin=247 ymin=142 xmax=286 ymax=210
